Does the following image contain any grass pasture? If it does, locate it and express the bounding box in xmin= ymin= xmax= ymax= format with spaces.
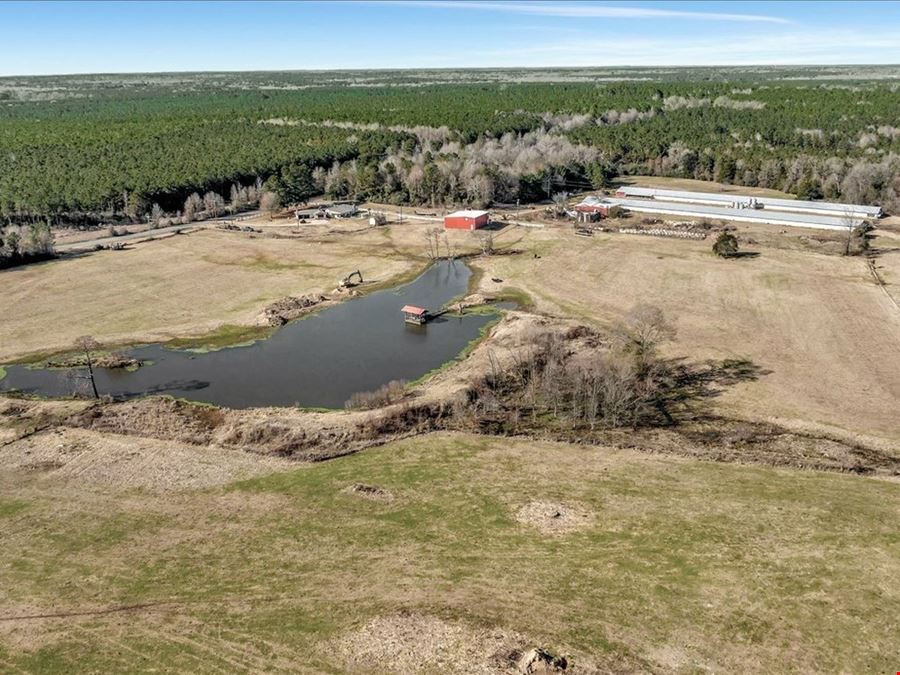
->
xmin=474 ymin=226 xmax=900 ymax=442
xmin=0 ymin=432 xmax=897 ymax=673
xmin=0 ymin=228 xmax=417 ymax=362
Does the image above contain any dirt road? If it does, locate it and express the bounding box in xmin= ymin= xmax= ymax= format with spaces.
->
xmin=55 ymin=210 xmax=262 ymax=253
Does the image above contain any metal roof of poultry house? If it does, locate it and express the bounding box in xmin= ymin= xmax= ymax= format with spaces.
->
xmin=614 ymin=186 xmax=882 ymax=219
xmin=325 ymin=203 xmax=359 ymax=215
xmin=602 ymin=197 xmax=868 ymax=231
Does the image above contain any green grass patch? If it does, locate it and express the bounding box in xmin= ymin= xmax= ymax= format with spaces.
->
xmin=0 ymin=498 xmax=29 ymax=518
xmin=365 ymin=260 xmax=430 ymax=294
xmin=494 ymin=286 xmax=534 ymax=310
xmin=466 ymin=259 xmax=486 ymax=295
xmin=163 ymin=323 xmax=275 ymax=353
xmin=0 ymin=365 xmax=6 ymax=381
xmin=244 ymin=253 xmax=325 ymax=272
xmin=2 ymin=433 xmax=899 ymax=672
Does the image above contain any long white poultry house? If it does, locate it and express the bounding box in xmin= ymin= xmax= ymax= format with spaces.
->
xmin=598 ymin=197 xmax=866 ymax=232
xmin=614 ymin=186 xmax=882 ymax=220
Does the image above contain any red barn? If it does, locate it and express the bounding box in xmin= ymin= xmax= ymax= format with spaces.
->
xmin=444 ymin=209 xmax=489 ymax=230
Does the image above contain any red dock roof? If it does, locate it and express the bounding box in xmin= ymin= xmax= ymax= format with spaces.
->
xmin=401 ymin=305 xmax=427 ymax=315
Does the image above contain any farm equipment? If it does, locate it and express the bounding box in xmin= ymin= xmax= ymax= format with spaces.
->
xmin=339 ymin=270 xmax=363 ymax=288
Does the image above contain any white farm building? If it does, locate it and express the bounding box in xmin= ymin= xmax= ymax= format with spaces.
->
xmin=600 ymin=186 xmax=883 ymax=232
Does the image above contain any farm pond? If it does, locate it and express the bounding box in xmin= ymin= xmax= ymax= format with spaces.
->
xmin=0 ymin=261 xmax=501 ymax=409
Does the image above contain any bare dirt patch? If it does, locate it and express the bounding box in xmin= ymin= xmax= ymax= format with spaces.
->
xmin=0 ymin=397 xmax=89 ymax=445
xmin=258 ymin=293 xmax=331 ymax=326
xmin=514 ymin=501 xmax=593 ymax=535
xmin=68 ymin=397 xmax=225 ymax=445
xmin=0 ymin=427 xmax=290 ymax=491
xmin=329 ymin=612 xmax=577 ymax=674
xmin=343 ymin=483 xmax=395 ymax=502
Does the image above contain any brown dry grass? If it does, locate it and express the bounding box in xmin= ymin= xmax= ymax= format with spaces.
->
xmin=3 ymin=192 xmax=898 ymax=450
xmin=0 ymin=227 xmax=417 ymax=362
xmin=473 ymin=226 xmax=900 ymax=442
xmin=0 ymin=427 xmax=291 ymax=492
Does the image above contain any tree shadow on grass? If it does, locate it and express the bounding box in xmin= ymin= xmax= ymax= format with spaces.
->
xmin=661 ymin=357 xmax=771 ymax=422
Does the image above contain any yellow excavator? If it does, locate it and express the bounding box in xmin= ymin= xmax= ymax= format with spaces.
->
xmin=338 ymin=270 xmax=363 ymax=288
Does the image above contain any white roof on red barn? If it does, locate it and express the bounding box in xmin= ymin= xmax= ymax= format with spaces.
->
xmin=446 ymin=210 xmax=489 ymax=218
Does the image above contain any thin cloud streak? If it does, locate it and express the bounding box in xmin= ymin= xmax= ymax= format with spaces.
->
xmin=412 ymin=27 xmax=900 ymax=67
xmin=387 ymin=1 xmax=792 ymax=24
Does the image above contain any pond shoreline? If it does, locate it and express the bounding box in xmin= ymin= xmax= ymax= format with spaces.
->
xmin=1 ymin=260 xmax=505 ymax=409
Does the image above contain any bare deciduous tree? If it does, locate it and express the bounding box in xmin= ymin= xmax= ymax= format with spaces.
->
xmin=474 ymin=230 xmax=495 ymax=255
xmin=74 ymin=335 xmax=101 ymax=399
xmin=423 ymin=227 xmax=443 ymax=260
xmin=149 ymin=203 xmax=164 ymax=227
xmin=551 ymin=191 xmax=570 ymax=218
xmin=203 ymin=191 xmax=225 ymax=217
xmin=260 ymin=191 xmax=281 ymax=219
xmin=183 ymin=192 xmax=203 ymax=222
xmin=841 ymin=208 xmax=858 ymax=256
xmin=612 ymin=305 xmax=676 ymax=373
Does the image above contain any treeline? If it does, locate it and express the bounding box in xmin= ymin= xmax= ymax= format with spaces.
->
xmin=1 ymin=76 xmax=899 ymax=222
xmin=268 ymin=130 xmax=611 ymax=207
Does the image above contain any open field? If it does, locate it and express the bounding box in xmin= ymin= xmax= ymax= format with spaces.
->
xmin=2 ymin=62 xmax=900 ymax=675
xmin=472 ymin=224 xmax=900 ymax=442
xmin=0 ymin=431 xmax=897 ymax=674
xmin=3 ymin=210 xmax=900 ymax=444
xmin=872 ymin=227 xmax=900 ymax=310
xmin=0 ymin=227 xmax=418 ymax=362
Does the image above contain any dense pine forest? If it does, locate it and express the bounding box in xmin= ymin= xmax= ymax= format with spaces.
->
xmin=1 ymin=66 xmax=899 ymax=227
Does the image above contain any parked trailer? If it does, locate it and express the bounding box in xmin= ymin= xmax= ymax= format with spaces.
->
xmin=615 ymin=186 xmax=882 ymax=219
xmin=605 ymin=198 xmax=866 ymax=232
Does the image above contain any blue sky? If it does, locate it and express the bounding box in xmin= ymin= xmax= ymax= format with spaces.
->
xmin=2 ymin=1 xmax=900 ymax=76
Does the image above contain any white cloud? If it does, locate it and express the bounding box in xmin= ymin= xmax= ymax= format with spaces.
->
xmin=412 ymin=27 xmax=900 ymax=67
xmin=385 ymin=1 xmax=792 ymax=24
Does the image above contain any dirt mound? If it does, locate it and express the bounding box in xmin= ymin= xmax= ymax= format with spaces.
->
xmin=330 ymin=612 xmax=571 ymax=675
xmin=217 ymin=419 xmax=311 ymax=456
xmin=343 ymin=483 xmax=395 ymax=501
xmin=67 ymin=397 xmax=225 ymax=445
xmin=514 ymin=501 xmax=592 ymax=535
xmin=260 ymin=294 xmax=329 ymax=326
xmin=455 ymin=293 xmax=495 ymax=310
xmin=517 ymin=648 xmax=568 ymax=674
xmin=0 ymin=397 xmax=89 ymax=444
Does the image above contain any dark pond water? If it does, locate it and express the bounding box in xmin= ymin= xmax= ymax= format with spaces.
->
xmin=0 ymin=261 xmax=498 ymax=409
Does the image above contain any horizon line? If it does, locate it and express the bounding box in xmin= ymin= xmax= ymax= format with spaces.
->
xmin=3 ymin=63 xmax=900 ymax=79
